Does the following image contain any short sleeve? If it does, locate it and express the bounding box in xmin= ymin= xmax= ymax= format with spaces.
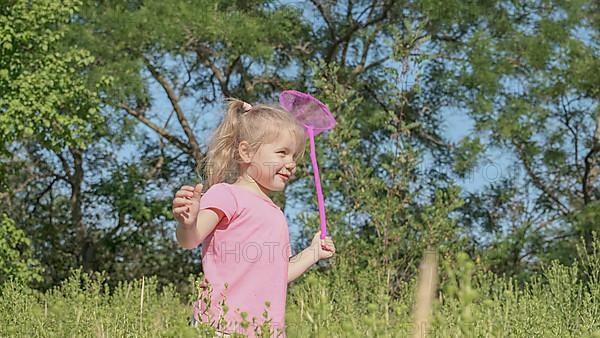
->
xmin=199 ymin=183 xmax=237 ymax=223
xmin=285 ymin=233 xmax=292 ymax=259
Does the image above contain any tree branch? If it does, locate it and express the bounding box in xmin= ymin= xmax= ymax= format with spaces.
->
xmin=559 ymin=96 xmax=579 ymax=171
xmin=582 ymin=113 xmax=600 ymax=204
xmin=512 ymin=140 xmax=571 ymax=215
xmin=119 ymin=103 xmax=192 ymax=153
xmin=32 ymin=175 xmax=61 ymax=216
xmin=340 ymin=0 xmax=355 ymax=66
xmin=0 ymin=161 xmax=39 ymax=204
xmin=146 ymin=134 xmax=166 ymax=180
xmin=143 ymin=58 xmax=203 ymax=169
xmin=309 ymin=0 xmax=336 ymax=42
xmin=56 ymin=152 xmax=72 ymax=182
xmin=351 ymin=33 xmax=374 ymax=75
xmin=324 ymin=0 xmax=393 ymax=63
xmin=225 ymin=55 xmax=241 ymax=89
xmin=359 ymin=56 xmax=390 ymax=74
xmin=195 ymin=49 xmax=233 ymax=97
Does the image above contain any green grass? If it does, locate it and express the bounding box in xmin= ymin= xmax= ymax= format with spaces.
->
xmin=2 ymin=242 xmax=599 ymax=337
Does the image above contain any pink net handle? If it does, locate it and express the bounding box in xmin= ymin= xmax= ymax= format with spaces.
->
xmin=307 ymin=127 xmax=328 ymax=239
xmin=279 ymin=90 xmax=336 ymax=240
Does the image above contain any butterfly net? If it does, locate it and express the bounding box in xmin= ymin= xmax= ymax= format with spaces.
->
xmin=279 ymin=90 xmax=336 ymax=136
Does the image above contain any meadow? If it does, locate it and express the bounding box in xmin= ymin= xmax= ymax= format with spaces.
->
xmin=2 ymin=239 xmax=599 ymax=337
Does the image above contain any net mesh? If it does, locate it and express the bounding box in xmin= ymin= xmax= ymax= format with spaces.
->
xmin=279 ymin=90 xmax=336 ymax=135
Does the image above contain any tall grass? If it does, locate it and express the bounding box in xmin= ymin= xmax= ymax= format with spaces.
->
xmin=2 ymin=239 xmax=599 ymax=337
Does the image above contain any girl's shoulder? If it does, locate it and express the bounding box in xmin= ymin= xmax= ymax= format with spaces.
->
xmin=199 ymin=183 xmax=239 ymax=221
xmin=206 ymin=182 xmax=280 ymax=210
xmin=202 ymin=182 xmax=237 ymax=200
xmin=205 ymin=182 xmax=233 ymax=192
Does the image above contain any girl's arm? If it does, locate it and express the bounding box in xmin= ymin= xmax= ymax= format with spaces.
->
xmin=176 ymin=208 xmax=224 ymax=249
xmin=288 ymin=242 xmax=320 ymax=283
xmin=288 ymin=232 xmax=336 ymax=283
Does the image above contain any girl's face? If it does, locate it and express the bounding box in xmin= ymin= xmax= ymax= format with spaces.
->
xmin=245 ymin=132 xmax=298 ymax=193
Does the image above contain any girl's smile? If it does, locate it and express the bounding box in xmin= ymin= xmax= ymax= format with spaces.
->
xmin=250 ymin=139 xmax=297 ymax=191
xmin=235 ymin=130 xmax=299 ymax=196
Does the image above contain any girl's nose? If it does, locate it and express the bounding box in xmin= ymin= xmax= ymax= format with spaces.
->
xmin=285 ymin=161 xmax=296 ymax=170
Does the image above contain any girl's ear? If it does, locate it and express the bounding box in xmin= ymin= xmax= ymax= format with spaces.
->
xmin=238 ymin=141 xmax=254 ymax=163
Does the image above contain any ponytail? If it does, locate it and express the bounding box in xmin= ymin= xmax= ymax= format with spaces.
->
xmin=201 ymin=98 xmax=247 ymax=188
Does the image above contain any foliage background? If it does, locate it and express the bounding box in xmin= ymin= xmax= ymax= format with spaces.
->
xmin=1 ymin=0 xmax=598 ymax=336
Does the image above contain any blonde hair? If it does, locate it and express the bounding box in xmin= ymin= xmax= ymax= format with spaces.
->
xmin=200 ymin=98 xmax=308 ymax=188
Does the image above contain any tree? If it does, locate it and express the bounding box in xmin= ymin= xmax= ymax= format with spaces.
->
xmin=0 ymin=0 xmax=109 ymax=287
xmin=68 ymin=0 xmax=312 ymax=173
xmin=429 ymin=0 xmax=599 ymax=272
xmin=7 ymin=0 xmax=576 ymax=292
xmin=1 ymin=0 xmax=314 ymax=288
xmin=282 ymin=0 xmax=474 ymax=298
xmin=0 ymin=0 xmax=103 ymax=158
xmin=62 ymin=0 xmax=470 ymax=292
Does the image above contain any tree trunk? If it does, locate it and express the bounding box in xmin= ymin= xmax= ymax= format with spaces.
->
xmin=69 ymin=147 xmax=95 ymax=271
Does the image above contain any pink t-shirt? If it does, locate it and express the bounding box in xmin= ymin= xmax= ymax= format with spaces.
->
xmin=193 ymin=182 xmax=291 ymax=337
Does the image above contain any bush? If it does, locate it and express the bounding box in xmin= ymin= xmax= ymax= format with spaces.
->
xmin=0 ymin=213 xmax=42 ymax=285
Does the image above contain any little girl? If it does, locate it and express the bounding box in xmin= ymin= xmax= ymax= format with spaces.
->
xmin=172 ymin=98 xmax=336 ymax=337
